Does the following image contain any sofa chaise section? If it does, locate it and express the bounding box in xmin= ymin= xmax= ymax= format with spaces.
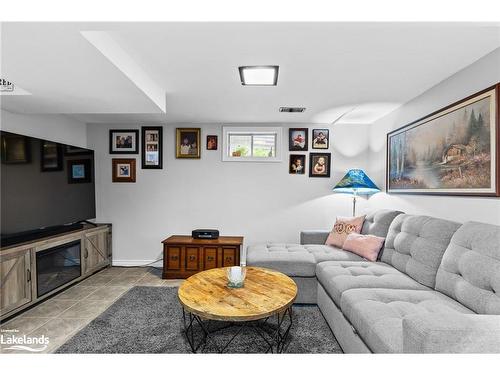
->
xmin=246 ymin=209 xmax=403 ymax=303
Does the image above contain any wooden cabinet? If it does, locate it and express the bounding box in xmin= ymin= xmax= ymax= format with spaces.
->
xmin=83 ymin=227 xmax=110 ymax=275
xmin=162 ymin=236 xmax=243 ymax=279
xmin=0 ymin=248 xmax=32 ymax=316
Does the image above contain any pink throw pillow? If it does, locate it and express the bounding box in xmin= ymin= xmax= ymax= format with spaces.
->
xmin=325 ymin=215 xmax=365 ymax=248
xmin=342 ymin=233 xmax=385 ymax=262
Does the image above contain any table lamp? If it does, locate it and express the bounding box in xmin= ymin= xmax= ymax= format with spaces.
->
xmin=332 ymin=169 xmax=380 ymax=216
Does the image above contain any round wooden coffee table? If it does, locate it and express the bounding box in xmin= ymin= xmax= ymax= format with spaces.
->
xmin=178 ymin=266 xmax=297 ymax=353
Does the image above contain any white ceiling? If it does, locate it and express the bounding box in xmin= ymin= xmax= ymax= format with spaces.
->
xmin=1 ymin=22 xmax=499 ymax=124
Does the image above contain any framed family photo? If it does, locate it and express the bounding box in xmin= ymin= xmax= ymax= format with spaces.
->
xmin=289 ymin=154 xmax=306 ymax=174
xmin=387 ymin=83 xmax=499 ymax=196
xmin=67 ymin=159 xmax=92 ymax=183
xmin=112 ymin=158 xmax=136 ymax=182
xmin=176 ymin=128 xmax=201 ymax=158
xmin=109 ymin=129 xmax=139 ymax=154
xmin=289 ymin=128 xmax=308 ymax=151
xmin=309 ymin=153 xmax=331 ymax=177
xmin=41 ymin=141 xmax=63 ymax=171
xmin=206 ymin=135 xmax=218 ymax=150
xmin=312 ymin=129 xmax=329 ymax=149
xmin=141 ymin=126 xmax=163 ymax=169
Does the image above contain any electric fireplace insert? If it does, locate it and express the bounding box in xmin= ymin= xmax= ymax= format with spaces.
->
xmin=36 ymin=240 xmax=81 ymax=297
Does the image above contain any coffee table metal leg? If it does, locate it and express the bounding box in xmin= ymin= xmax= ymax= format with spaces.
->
xmin=181 ymin=306 xmax=293 ymax=353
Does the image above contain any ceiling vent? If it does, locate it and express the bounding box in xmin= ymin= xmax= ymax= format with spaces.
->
xmin=279 ymin=107 xmax=306 ymax=113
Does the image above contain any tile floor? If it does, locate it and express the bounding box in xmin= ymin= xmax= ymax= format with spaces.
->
xmin=0 ymin=267 xmax=181 ymax=354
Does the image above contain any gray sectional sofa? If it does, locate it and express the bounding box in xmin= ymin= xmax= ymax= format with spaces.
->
xmin=246 ymin=209 xmax=500 ymax=353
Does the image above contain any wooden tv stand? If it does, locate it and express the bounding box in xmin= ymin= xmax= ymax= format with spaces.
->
xmin=0 ymin=223 xmax=112 ymax=321
xmin=161 ymin=235 xmax=243 ymax=279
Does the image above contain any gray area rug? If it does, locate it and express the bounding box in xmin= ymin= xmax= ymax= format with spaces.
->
xmin=56 ymin=286 xmax=342 ymax=354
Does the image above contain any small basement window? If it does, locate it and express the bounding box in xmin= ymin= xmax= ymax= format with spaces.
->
xmin=222 ymin=127 xmax=282 ymax=162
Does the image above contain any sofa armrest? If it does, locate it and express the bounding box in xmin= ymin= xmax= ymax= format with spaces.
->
xmin=403 ymin=313 xmax=500 ymax=353
xmin=300 ymin=230 xmax=329 ymax=245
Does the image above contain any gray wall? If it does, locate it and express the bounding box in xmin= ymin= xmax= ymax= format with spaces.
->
xmin=367 ymin=47 xmax=500 ymax=225
xmin=1 ymin=109 xmax=88 ymax=148
xmin=87 ymin=122 xmax=371 ymax=265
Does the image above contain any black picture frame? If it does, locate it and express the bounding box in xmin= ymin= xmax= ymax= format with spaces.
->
xmin=109 ymin=129 xmax=139 ymax=154
xmin=312 ymin=129 xmax=329 ymax=149
xmin=41 ymin=141 xmax=63 ymax=172
xmin=67 ymin=159 xmax=92 ymax=184
xmin=309 ymin=152 xmax=331 ymax=178
xmin=289 ymin=128 xmax=308 ymax=151
xmin=289 ymin=154 xmax=306 ymax=175
xmin=141 ymin=126 xmax=163 ymax=169
xmin=206 ymin=135 xmax=218 ymax=150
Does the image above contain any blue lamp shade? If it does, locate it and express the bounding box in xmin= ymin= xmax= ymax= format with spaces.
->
xmin=332 ymin=169 xmax=380 ymax=195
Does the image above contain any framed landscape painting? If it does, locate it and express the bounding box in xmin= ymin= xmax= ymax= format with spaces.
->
xmin=387 ymin=84 xmax=499 ymax=196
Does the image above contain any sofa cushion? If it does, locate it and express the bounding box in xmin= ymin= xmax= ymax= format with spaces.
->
xmin=246 ymin=243 xmax=363 ymax=277
xmin=435 ymin=221 xmax=500 ymax=315
xmin=245 ymin=243 xmax=316 ymax=277
xmin=361 ymin=209 xmax=403 ymax=238
xmin=325 ymin=215 xmax=366 ymax=248
xmin=305 ymin=245 xmax=364 ymax=263
xmin=316 ymin=261 xmax=428 ymax=306
xmin=340 ymin=288 xmax=474 ymax=353
xmin=381 ymin=214 xmax=461 ymax=288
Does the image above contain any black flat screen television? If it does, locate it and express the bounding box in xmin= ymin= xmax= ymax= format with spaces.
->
xmin=1 ymin=131 xmax=96 ymax=246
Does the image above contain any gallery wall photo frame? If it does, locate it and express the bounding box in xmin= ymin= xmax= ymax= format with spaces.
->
xmin=109 ymin=129 xmax=139 ymax=154
xmin=289 ymin=154 xmax=306 ymax=175
xmin=312 ymin=128 xmax=329 ymax=149
xmin=67 ymin=159 xmax=92 ymax=183
xmin=309 ymin=152 xmax=331 ymax=178
xmin=141 ymin=126 xmax=163 ymax=169
xmin=176 ymin=128 xmax=201 ymax=158
xmin=289 ymin=128 xmax=308 ymax=151
xmin=112 ymin=158 xmax=136 ymax=183
xmin=206 ymin=135 xmax=218 ymax=150
xmin=386 ymin=83 xmax=499 ymax=197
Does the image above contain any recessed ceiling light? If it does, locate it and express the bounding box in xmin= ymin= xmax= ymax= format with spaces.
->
xmin=238 ymin=66 xmax=279 ymax=86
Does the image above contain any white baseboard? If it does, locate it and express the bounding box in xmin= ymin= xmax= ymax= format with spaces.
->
xmin=112 ymin=259 xmax=162 ymax=267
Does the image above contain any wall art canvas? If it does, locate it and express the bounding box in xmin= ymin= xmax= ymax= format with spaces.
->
xmin=387 ymin=84 xmax=499 ymax=196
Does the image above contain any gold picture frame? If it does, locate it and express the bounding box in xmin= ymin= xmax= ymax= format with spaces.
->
xmin=176 ymin=128 xmax=201 ymax=159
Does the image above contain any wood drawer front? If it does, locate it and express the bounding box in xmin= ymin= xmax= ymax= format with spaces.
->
xmin=185 ymin=247 xmax=200 ymax=271
xmin=204 ymin=247 xmax=217 ymax=270
xmin=166 ymin=246 xmax=181 ymax=270
xmin=222 ymin=247 xmax=237 ymax=267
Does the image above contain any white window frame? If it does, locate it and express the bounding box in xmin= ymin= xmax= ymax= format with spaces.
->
xmin=222 ymin=126 xmax=283 ymax=162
